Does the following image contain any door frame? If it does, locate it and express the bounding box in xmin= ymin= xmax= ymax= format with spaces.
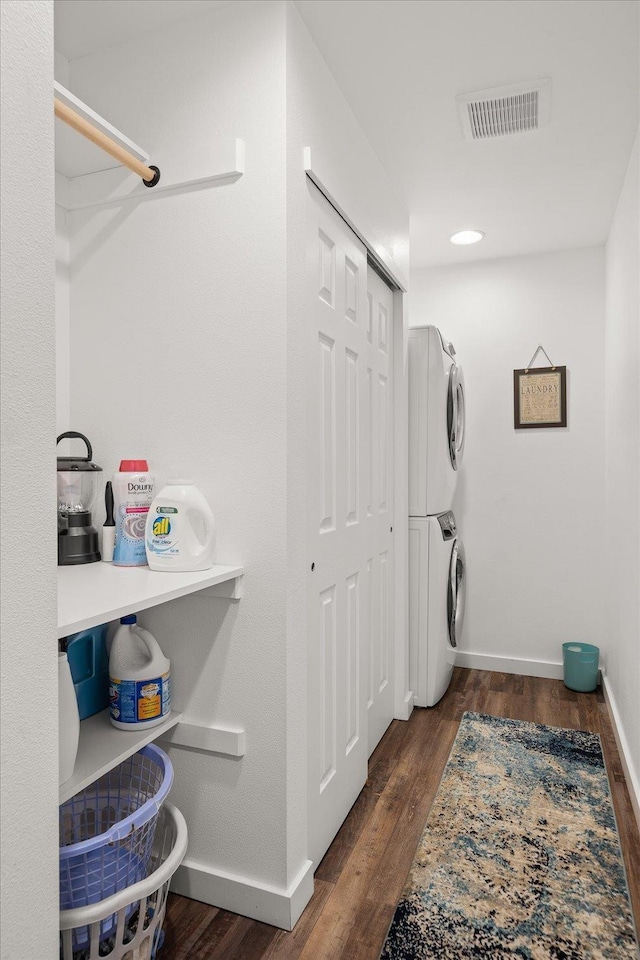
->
xmin=304 ymin=151 xmax=412 ymax=723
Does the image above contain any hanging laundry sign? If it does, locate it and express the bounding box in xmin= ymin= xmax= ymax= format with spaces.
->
xmin=513 ymin=346 xmax=567 ymax=429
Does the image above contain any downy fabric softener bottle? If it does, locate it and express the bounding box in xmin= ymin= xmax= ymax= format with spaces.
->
xmin=112 ymin=459 xmax=154 ymax=566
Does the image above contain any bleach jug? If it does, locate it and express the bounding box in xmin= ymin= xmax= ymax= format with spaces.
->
xmin=145 ymin=480 xmax=216 ymax=572
xmin=112 ymin=460 xmax=154 ymax=567
xmin=109 ymin=615 xmax=171 ymax=730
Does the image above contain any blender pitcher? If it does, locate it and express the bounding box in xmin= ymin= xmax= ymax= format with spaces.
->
xmin=57 ymin=432 xmax=103 ymax=565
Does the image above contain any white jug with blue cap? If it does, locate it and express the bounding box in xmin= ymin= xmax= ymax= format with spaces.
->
xmin=109 ymin=615 xmax=171 ymax=731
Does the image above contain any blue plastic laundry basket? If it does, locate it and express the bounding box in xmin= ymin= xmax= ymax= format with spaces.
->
xmin=562 ymin=642 xmax=599 ymax=693
xmin=59 ymin=744 xmax=173 ymax=949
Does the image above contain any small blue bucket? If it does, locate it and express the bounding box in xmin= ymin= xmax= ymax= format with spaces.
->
xmin=562 ymin=642 xmax=599 ymax=692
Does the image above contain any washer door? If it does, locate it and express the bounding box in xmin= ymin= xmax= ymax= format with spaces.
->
xmin=447 ymin=364 xmax=466 ymax=471
xmin=447 ymin=538 xmax=466 ymax=648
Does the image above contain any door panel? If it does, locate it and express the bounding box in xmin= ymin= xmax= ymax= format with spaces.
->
xmin=366 ymin=268 xmax=395 ymax=756
xmin=307 ymin=183 xmax=369 ymax=868
xmin=319 ymin=584 xmax=336 ymax=790
xmin=318 ymin=334 xmax=335 ymax=532
xmin=306 ymin=184 xmax=395 ymax=868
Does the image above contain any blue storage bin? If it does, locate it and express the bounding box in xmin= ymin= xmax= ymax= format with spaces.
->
xmin=65 ymin=624 xmax=109 ymax=719
xmin=562 ymin=642 xmax=599 ymax=692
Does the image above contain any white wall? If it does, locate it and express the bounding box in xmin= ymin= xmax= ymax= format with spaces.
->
xmin=56 ymin=52 xmax=71 ymax=438
xmin=66 ymin=0 xmax=296 ymax=904
xmin=604 ymin=129 xmax=639 ymax=814
xmin=411 ymin=248 xmax=606 ymax=671
xmin=56 ymin=205 xmax=70 ymax=437
xmin=285 ymin=2 xmax=411 ymax=738
xmin=285 ymin=3 xmax=408 ymax=286
xmin=57 ymin=0 xmax=409 ymax=927
xmin=0 ymin=2 xmax=58 ymax=957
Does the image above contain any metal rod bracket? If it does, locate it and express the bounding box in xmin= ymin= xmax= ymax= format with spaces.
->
xmin=142 ymin=165 xmax=161 ymax=188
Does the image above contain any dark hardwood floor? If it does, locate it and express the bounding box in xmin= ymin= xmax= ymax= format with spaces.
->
xmin=163 ymin=668 xmax=640 ymax=958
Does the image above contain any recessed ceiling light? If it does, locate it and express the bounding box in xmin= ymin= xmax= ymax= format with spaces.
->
xmin=449 ymin=230 xmax=485 ymax=245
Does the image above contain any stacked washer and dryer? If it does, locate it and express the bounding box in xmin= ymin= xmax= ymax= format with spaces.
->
xmin=408 ymin=326 xmax=467 ymax=707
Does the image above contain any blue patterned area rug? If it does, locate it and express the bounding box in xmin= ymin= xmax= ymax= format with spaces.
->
xmin=380 ymin=712 xmax=639 ymax=960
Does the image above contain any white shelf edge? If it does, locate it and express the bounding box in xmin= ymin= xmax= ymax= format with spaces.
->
xmin=54 ymin=81 xmax=150 ymax=164
xmin=53 ymin=82 xmax=244 ymax=209
xmin=57 ymin=137 xmax=245 ymax=212
xmin=158 ymin=720 xmax=246 ymax=757
xmin=58 ymin=564 xmax=244 ymax=638
xmin=59 ymin=709 xmax=183 ymax=804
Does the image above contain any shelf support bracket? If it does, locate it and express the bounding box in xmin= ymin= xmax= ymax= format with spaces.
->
xmin=159 ymin=720 xmax=246 ymax=757
xmin=200 ymin=575 xmax=243 ymax=601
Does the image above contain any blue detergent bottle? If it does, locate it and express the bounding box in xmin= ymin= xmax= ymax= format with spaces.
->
xmin=65 ymin=624 xmax=110 ymax=720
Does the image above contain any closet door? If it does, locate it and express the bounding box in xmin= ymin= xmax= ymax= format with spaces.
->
xmin=307 ymin=182 xmax=369 ymax=869
xmin=365 ymin=268 xmax=395 ymax=756
xmin=306 ymin=182 xmax=395 ymax=868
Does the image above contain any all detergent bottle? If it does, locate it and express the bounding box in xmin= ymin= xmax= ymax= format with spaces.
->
xmin=112 ymin=460 xmax=154 ymax=566
xmin=145 ymin=480 xmax=216 ymax=572
xmin=109 ymin=615 xmax=171 ymax=730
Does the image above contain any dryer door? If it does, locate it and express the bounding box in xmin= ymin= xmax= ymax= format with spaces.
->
xmin=447 ymin=538 xmax=466 ymax=648
xmin=447 ymin=364 xmax=466 ymax=470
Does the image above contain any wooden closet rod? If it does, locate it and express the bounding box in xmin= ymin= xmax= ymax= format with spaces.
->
xmin=54 ymin=97 xmax=160 ymax=187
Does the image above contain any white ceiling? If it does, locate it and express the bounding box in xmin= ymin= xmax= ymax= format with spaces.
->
xmin=54 ymin=0 xmax=639 ymax=268
xmin=54 ymin=0 xmax=233 ymax=60
xmin=295 ymin=0 xmax=639 ymax=268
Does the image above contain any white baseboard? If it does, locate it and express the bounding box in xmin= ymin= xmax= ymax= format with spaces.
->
xmin=455 ymin=650 xmax=564 ymax=680
xmin=394 ymin=689 xmax=414 ymax=721
xmin=170 ymin=856 xmax=314 ymax=931
xmin=602 ymin=675 xmax=640 ymax=834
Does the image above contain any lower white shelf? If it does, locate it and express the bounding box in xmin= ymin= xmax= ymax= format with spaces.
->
xmin=59 ymin=708 xmax=183 ymax=805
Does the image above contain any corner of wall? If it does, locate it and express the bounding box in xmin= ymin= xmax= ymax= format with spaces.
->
xmin=1 ymin=2 xmax=58 ymax=957
xmin=604 ymin=126 xmax=640 ymax=819
xmin=55 ymin=47 xmax=70 ymax=86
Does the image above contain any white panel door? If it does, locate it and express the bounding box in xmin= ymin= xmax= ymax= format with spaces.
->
xmin=306 ymin=182 xmax=394 ymax=868
xmin=307 ymin=183 xmax=368 ymax=869
xmin=365 ymin=268 xmax=395 ymax=756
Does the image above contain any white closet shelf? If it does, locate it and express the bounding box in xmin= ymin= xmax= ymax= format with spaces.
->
xmin=54 ymin=81 xmax=150 ymax=180
xmin=54 ymin=80 xmax=245 ymax=211
xmin=59 ymin=708 xmax=183 ymax=804
xmin=58 ymin=563 xmax=244 ymax=638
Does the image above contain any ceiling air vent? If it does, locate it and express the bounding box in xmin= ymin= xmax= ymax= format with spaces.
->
xmin=456 ymin=79 xmax=551 ymax=141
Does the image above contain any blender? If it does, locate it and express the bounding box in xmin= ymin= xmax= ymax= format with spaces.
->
xmin=57 ymin=432 xmax=103 ymax=565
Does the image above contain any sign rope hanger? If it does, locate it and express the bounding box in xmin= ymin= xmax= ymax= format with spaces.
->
xmin=54 ymin=97 xmax=161 ymax=187
xmin=514 ymin=347 xmax=567 ymax=429
xmin=525 ymin=344 xmax=556 ymax=373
